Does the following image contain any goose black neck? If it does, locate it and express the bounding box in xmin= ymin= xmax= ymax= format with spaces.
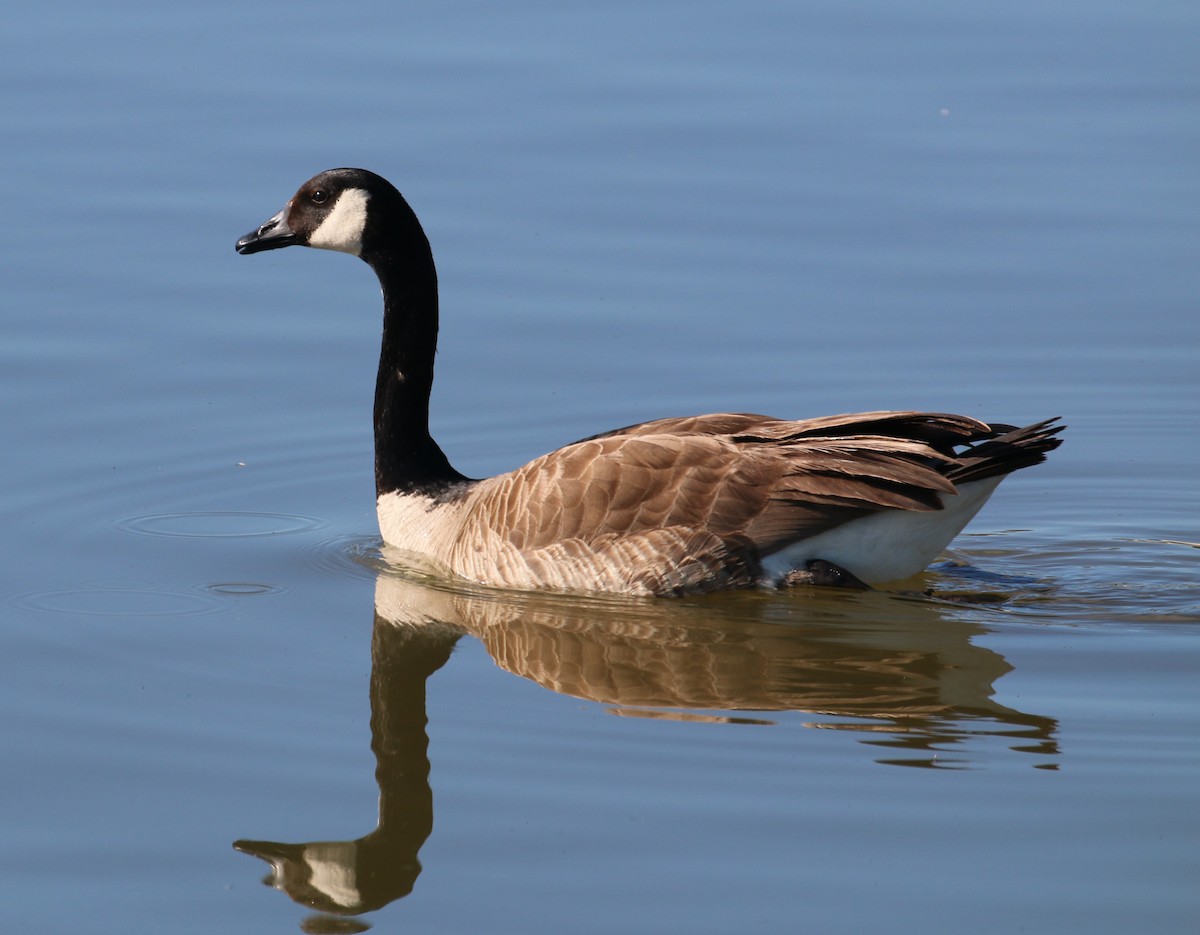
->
xmin=365 ymin=219 xmax=469 ymax=498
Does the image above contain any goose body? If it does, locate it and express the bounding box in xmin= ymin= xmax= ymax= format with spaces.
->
xmin=237 ymin=168 xmax=1063 ymax=596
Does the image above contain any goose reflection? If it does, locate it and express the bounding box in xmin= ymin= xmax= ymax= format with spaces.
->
xmin=235 ymin=562 xmax=1058 ymax=921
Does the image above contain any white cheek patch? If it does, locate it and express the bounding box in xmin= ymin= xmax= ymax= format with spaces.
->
xmin=308 ymin=188 xmax=370 ymax=255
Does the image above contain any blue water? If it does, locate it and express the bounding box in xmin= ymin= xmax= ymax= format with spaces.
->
xmin=3 ymin=1 xmax=1198 ymax=932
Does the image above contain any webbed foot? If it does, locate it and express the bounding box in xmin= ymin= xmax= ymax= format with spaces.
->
xmin=779 ymin=559 xmax=871 ymax=590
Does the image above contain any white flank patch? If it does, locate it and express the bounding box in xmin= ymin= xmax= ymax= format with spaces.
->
xmin=760 ymin=476 xmax=1005 ymax=585
xmin=308 ymin=188 xmax=370 ymax=255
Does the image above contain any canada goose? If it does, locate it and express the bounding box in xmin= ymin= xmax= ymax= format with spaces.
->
xmin=236 ymin=168 xmax=1063 ymax=596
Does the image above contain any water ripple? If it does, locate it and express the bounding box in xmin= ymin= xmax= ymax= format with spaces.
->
xmin=117 ymin=511 xmax=327 ymax=539
xmin=204 ymin=582 xmax=286 ymax=597
xmin=289 ymin=533 xmax=383 ymax=582
xmin=13 ymin=582 xmax=222 ymax=618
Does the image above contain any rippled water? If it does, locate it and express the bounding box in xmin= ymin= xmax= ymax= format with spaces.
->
xmin=3 ymin=0 xmax=1198 ymax=932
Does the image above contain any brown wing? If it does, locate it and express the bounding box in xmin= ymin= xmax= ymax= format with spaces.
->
xmin=577 ymin=409 xmax=995 ymax=451
xmin=468 ymin=413 xmax=990 ymax=554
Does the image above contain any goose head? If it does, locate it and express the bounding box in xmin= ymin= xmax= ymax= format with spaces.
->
xmin=236 ymin=167 xmax=413 ymax=260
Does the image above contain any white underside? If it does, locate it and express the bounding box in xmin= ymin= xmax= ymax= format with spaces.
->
xmin=759 ymin=476 xmax=1004 ymax=585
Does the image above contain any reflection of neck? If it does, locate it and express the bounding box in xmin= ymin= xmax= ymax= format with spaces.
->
xmin=368 ymin=617 xmax=456 ymax=851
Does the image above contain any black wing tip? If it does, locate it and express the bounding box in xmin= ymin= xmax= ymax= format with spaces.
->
xmin=950 ymin=416 xmax=1066 ymax=483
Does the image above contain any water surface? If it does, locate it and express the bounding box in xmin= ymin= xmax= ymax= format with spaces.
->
xmin=2 ymin=1 xmax=1198 ymax=932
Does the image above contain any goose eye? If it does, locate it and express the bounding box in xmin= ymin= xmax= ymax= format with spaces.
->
xmin=311 ymin=190 xmax=328 ymax=205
